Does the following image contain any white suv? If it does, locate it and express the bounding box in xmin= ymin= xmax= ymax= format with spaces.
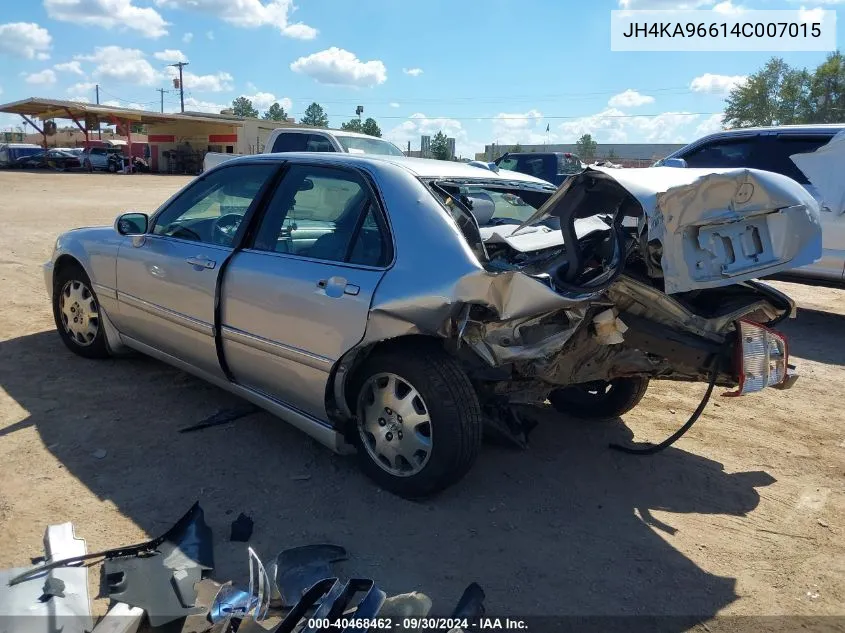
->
xmin=203 ymin=128 xmax=405 ymax=172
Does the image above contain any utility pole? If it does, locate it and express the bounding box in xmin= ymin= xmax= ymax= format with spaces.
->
xmin=95 ymin=84 xmax=101 ymax=140
xmin=157 ymin=88 xmax=167 ymax=113
xmin=169 ymin=61 xmax=189 ymax=112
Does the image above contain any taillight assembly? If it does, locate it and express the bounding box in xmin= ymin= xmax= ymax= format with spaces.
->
xmin=728 ymin=319 xmax=794 ymax=396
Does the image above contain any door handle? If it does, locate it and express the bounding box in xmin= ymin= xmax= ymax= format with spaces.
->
xmin=186 ymin=256 xmax=216 ymax=269
xmin=316 ymin=278 xmax=360 ymax=296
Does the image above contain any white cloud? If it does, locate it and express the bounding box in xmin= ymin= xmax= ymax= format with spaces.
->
xmin=206 ymin=30 xmax=215 ymax=40
xmin=558 ymin=108 xmax=706 ymax=143
xmin=76 ymin=46 xmax=160 ymax=85
xmin=282 ymin=23 xmax=317 ymax=39
xmin=713 ymin=1 xmax=745 ymax=13
xmin=165 ymin=67 xmax=233 ymax=91
xmin=68 ymin=81 xmax=97 ymax=96
xmin=403 ymin=67 xmax=423 ymax=77
xmin=798 ymin=6 xmax=826 ymax=23
xmin=155 ymin=0 xmax=318 ymax=39
xmin=68 ymin=96 xmax=91 ymax=103
xmin=290 ymin=47 xmax=387 ymax=87
xmin=489 ymin=109 xmax=553 ymax=145
xmin=54 ymin=60 xmax=84 ymax=75
xmin=24 ymin=69 xmax=57 ymax=85
xmin=154 ymin=49 xmax=187 ymax=62
xmin=695 ymin=112 xmax=725 ymax=136
xmin=44 ymin=0 xmax=168 ymax=38
xmin=183 ymin=32 xmax=193 ymax=43
xmin=689 ymin=73 xmax=747 ymax=95
xmin=385 ymin=113 xmax=476 ymax=158
xmin=0 ymin=23 xmax=52 ymax=60
xmin=240 ymin=92 xmax=292 ymax=112
xmin=176 ymin=96 xmax=227 ymax=113
xmin=102 ymin=99 xmax=121 ymax=107
xmin=37 ymin=52 xmax=51 ymax=61
xmin=389 ymin=102 xmax=400 ymax=108
xmin=608 ymin=89 xmax=655 ymax=108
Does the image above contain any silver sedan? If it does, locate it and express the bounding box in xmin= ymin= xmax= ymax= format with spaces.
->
xmin=45 ymin=153 xmax=821 ymax=497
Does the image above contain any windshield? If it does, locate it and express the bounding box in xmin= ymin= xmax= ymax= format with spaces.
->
xmin=336 ymin=135 xmax=405 ymax=156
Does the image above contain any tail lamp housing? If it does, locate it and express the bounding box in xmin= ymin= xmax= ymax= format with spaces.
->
xmin=729 ymin=319 xmax=790 ymax=396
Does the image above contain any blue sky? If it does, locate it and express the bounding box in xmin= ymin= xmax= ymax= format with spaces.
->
xmin=0 ymin=0 xmax=841 ymax=157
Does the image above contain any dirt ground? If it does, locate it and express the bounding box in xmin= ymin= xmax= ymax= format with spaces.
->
xmin=0 ymin=171 xmax=843 ymax=629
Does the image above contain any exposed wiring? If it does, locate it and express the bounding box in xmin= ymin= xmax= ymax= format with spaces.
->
xmin=609 ymin=357 xmax=720 ymax=455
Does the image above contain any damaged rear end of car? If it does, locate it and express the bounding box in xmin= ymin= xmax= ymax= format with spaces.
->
xmin=340 ymin=164 xmax=821 ymax=450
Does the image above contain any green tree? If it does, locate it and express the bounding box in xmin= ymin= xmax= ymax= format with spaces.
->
xmin=231 ymin=96 xmax=258 ymax=118
xmin=607 ymin=148 xmax=618 ymax=160
xmin=340 ymin=118 xmax=363 ymax=132
xmin=361 ymin=117 xmax=382 ymax=137
xmin=262 ymin=102 xmax=288 ymax=121
xmin=430 ymin=131 xmax=450 ymax=160
xmin=723 ymin=57 xmax=811 ymax=128
xmin=807 ymin=51 xmax=845 ymax=123
xmin=575 ymin=133 xmax=598 ymax=162
xmin=300 ymin=102 xmax=329 ymax=127
xmin=511 ymin=142 xmax=523 ymax=153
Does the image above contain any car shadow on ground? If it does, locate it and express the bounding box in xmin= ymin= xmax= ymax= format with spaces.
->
xmin=778 ymin=308 xmax=845 ymax=366
xmin=0 ymin=330 xmax=776 ymax=626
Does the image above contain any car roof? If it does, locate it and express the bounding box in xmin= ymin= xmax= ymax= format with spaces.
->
xmin=245 ymin=152 xmax=555 ymax=185
xmin=272 ymin=127 xmax=393 ymax=141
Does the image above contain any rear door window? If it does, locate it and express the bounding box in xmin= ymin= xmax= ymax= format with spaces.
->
xmin=305 ymin=135 xmax=335 ymax=152
xmin=516 ymin=155 xmax=555 ymax=179
xmin=271 ymin=133 xmax=309 ymax=153
xmin=757 ymin=135 xmax=834 ymax=184
xmin=682 ymin=138 xmax=760 ymax=169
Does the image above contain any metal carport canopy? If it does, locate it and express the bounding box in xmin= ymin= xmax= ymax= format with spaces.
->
xmin=0 ymin=97 xmax=246 ymax=126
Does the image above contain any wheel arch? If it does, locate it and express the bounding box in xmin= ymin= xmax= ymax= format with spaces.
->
xmin=324 ymin=334 xmax=446 ymax=438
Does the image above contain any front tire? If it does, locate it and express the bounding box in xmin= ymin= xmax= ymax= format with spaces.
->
xmin=548 ymin=377 xmax=649 ymax=419
xmin=52 ymin=264 xmax=110 ymax=359
xmin=351 ymin=344 xmax=482 ymax=499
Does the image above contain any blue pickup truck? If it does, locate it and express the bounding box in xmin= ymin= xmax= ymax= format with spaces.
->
xmin=493 ymin=151 xmax=583 ymax=186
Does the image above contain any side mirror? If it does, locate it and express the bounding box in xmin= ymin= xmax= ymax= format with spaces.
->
xmin=115 ymin=212 xmax=148 ymax=235
xmin=662 ymin=157 xmax=688 ymax=168
xmin=298 ymin=178 xmax=314 ymax=192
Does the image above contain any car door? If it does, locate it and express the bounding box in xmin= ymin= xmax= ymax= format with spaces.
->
xmin=757 ymin=133 xmax=845 ymax=281
xmin=113 ymin=162 xmax=279 ymax=378
xmin=221 ymin=163 xmax=392 ymax=419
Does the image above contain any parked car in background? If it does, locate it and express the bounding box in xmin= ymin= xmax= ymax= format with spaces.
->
xmin=45 ymin=153 xmax=819 ymax=497
xmin=0 ymin=143 xmax=42 ymax=167
xmin=202 ymin=128 xmax=406 ymax=172
xmin=15 ymin=149 xmax=82 ymax=171
xmin=82 ymin=146 xmax=126 ymax=173
xmin=656 ymin=124 xmax=845 ymax=282
xmin=493 ymin=152 xmax=584 ymax=186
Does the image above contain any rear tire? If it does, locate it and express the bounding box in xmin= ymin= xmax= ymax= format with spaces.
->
xmin=350 ymin=344 xmax=482 ymax=499
xmin=549 ymin=377 xmax=649 ymax=419
xmin=52 ymin=264 xmax=110 ymax=359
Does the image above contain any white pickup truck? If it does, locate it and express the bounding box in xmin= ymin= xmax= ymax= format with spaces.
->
xmin=203 ymin=127 xmax=406 ymax=172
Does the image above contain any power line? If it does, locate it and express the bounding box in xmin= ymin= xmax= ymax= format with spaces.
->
xmin=288 ymin=111 xmax=721 ymax=121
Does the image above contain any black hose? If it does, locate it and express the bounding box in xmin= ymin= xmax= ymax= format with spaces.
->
xmin=609 ymin=359 xmax=719 ymax=455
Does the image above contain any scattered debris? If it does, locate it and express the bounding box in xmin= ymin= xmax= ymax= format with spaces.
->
xmin=91 ymin=602 xmax=144 ymax=633
xmin=817 ymin=519 xmax=830 ymax=528
xmin=229 ymin=513 xmax=254 ymax=542
xmin=0 ymin=522 xmax=93 ymax=633
xmin=3 ymin=513 xmax=484 ymax=633
xmin=178 ymin=405 xmax=260 ymax=434
xmin=40 ymin=576 xmax=65 ymax=599
xmin=104 ymin=504 xmax=214 ymax=627
xmin=669 ymin=409 xmax=677 ymax=415
xmin=92 ymin=449 xmax=107 ymax=459
xmin=273 ymin=544 xmax=348 ymax=608
xmin=807 ymin=590 xmax=820 ymax=600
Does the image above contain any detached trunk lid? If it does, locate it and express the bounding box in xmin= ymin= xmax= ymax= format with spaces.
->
xmin=520 ymin=166 xmax=822 ymax=294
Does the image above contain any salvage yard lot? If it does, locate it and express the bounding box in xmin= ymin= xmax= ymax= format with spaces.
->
xmin=0 ymin=171 xmax=844 ymax=625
